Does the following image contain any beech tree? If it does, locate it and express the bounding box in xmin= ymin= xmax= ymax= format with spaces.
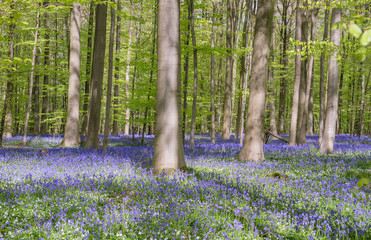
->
xmin=238 ymin=0 xmax=274 ymax=162
xmin=320 ymin=8 xmax=341 ymax=154
xmin=152 ymin=0 xmax=186 ymax=171
xmin=85 ymin=3 xmax=107 ymax=149
xmin=61 ymin=3 xmax=81 ymax=147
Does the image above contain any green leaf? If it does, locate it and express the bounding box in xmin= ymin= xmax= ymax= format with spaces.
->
xmin=360 ymin=30 xmax=371 ymax=46
xmin=349 ymin=23 xmax=362 ymax=38
xmin=357 ymin=178 xmax=370 ymax=188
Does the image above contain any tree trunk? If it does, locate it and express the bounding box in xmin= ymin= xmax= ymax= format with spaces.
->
xmin=320 ymin=8 xmax=341 ymax=154
xmin=81 ymin=2 xmax=94 ymax=136
xmin=112 ymin=0 xmax=121 ymax=136
xmin=41 ymin=0 xmax=50 ymax=135
xmin=210 ymin=1 xmax=217 ymax=144
xmin=61 ymin=3 xmax=82 ymax=147
xmin=189 ymin=0 xmax=198 ymax=150
xmin=152 ymin=0 xmax=186 ymax=171
xmin=318 ymin=1 xmax=329 ymax=144
xmin=124 ymin=3 xmax=134 ymax=136
xmin=268 ymin=20 xmax=277 ymax=140
xmin=288 ymin=0 xmax=302 ymax=146
xmin=24 ymin=11 xmax=41 ymax=146
xmin=103 ymin=4 xmax=116 ymax=153
xmin=278 ymin=0 xmax=290 ymax=134
xmin=238 ymin=0 xmax=274 ymax=162
xmin=222 ymin=0 xmax=234 ymax=139
xmin=85 ymin=3 xmax=107 ymax=149
xmin=33 ymin=48 xmax=40 ymax=136
xmin=295 ymin=5 xmax=308 ymax=145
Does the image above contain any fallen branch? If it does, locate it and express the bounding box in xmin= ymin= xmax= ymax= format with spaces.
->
xmin=265 ymin=131 xmax=289 ymax=143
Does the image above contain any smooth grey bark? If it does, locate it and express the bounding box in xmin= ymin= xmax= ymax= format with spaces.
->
xmin=319 ymin=1 xmax=329 ymax=144
xmin=152 ymin=0 xmax=186 ymax=171
xmin=222 ymin=0 xmax=233 ymax=139
xmin=189 ymin=0 xmax=198 ymax=150
xmin=112 ymin=0 xmax=121 ymax=136
xmin=182 ymin=2 xmax=191 ymax=142
xmin=85 ymin=3 xmax=107 ymax=149
xmin=124 ymin=3 xmax=134 ymax=136
xmin=238 ymin=0 xmax=274 ymax=162
xmin=103 ymin=4 xmax=115 ymax=153
xmin=210 ymin=1 xmax=217 ymax=144
xmin=319 ymin=8 xmax=341 ymax=154
xmin=41 ymin=0 xmax=50 ymax=135
xmin=81 ymin=2 xmax=94 ymax=136
xmin=24 ymin=11 xmax=41 ymax=146
xmin=289 ymin=0 xmax=302 ymax=146
xmin=61 ymin=3 xmax=81 ymax=147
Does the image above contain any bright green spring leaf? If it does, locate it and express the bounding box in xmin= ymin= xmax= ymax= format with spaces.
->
xmin=357 ymin=178 xmax=370 ymax=188
xmin=360 ymin=30 xmax=371 ymax=46
xmin=349 ymin=23 xmax=362 ymax=38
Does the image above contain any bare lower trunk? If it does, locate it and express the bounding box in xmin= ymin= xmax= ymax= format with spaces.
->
xmin=238 ymin=0 xmax=274 ymax=162
xmin=41 ymin=1 xmax=50 ymax=135
xmin=289 ymin=0 xmax=302 ymax=146
xmin=112 ymin=0 xmax=121 ymax=136
xmin=320 ymin=8 xmax=341 ymax=154
xmin=210 ymin=2 xmax=216 ymax=144
xmin=62 ymin=4 xmax=81 ymax=147
xmin=152 ymin=0 xmax=186 ymax=171
xmin=85 ymin=3 xmax=107 ymax=149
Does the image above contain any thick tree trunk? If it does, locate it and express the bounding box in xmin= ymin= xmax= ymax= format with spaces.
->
xmin=103 ymin=4 xmax=116 ymax=153
xmin=320 ymin=8 xmax=341 ymax=154
xmin=81 ymin=2 xmax=94 ymax=136
xmin=112 ymin=0 xmax=121 ymax=136
xmin=85 ymin=3 xmax=107 ymax=149
xmin=289 ymin=0 xmax=302 ymax=146
xmin=62 ymin=3 xmax=81 ymax=147
xmin=318 ymin=1 xmax=329 ymax=144
xmin=238 ymin=0 xmax=274 ymax=162
xmin=152 ymin=0 xmax=186 ymax=171
xmin=124 ymin=3 xmax=134 ymax=136
xmin=189 ymin=0 xmax=198 ymax=150
xmin=41 ymin=0 xmax=50 ymax=135
xmin=222 ymin=0 xmax=233 ymax=139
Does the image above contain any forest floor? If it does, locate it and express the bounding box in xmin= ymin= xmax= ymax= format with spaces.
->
xmin=0 ymin=134 xmax=370 ymax=239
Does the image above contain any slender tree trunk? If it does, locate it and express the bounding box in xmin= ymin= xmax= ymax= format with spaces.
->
xmin=33 ymin=48 xmax=40 ymax=135
xmin=112 ymin=0 xmax=121 ymax=136
xmin=222 ymin=0 xmax=234 ymax=139
xmin=85 ymin=3 xmax=107 ymax=149
xmin=152 ymin=0 xmax=186 ymax=171
xmin=24 ymin=11 xmax=40 ymax=146
xmin=81 ymin=2 xmax=94 ymax=136
xmin=319 ymin=1 xmax=329 ymax=144
xmin=306 ymin=6 xmax=318 ymax=136
xmin=41 ymin=0 xmax=50 ymax=135
xmin=268 ymin=21 xmax=277 ymax=140
xmin=238 ymin=0 xmax=274 ymax=162
xmin=124 ymin=3 xmax=134 ymax=136
xmin=61 ymin=3 xmax=81 ymax=147
xmin=296 ymin=4 xmax=308 ymax=145
xmin=141 ymin=4 xmax=157 ymax=146
xmin=320 ymin=8 xmax=341 ymax=154
xmin=358 ymin=62 xmax=365 ymax=136
xmin=278 ymin=0 xmax=290 ymax=134
xmin=289 ymin=0 xmax=302 ymax=146
xmin=210 ymin=1 xmax=217 ymax=144
xmin=189 ymin=0 xmax=198 ymax=150
xmin=182 ymin=0 xmax=191 ymax=142
xmin=103 ymin=4 xmax=116 ymax=153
